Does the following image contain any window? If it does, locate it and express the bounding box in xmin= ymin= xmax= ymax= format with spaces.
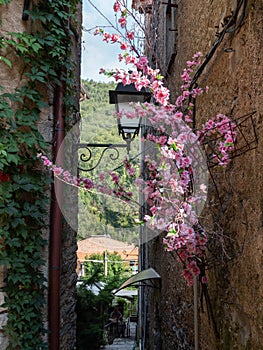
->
xmin=163 ymin=0 xmax=177 ymax=74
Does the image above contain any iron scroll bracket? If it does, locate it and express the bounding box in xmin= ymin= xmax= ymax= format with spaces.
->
xmin=72 ymin=143 xmax=128 ymax=173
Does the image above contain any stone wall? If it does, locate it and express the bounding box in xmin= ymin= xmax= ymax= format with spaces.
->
xmin=59 ymin=1 xmax=82 ymax=348
xmin=0 ymin=266 xmax=8 ymax=349
xmin=144 ymin=0 xmax=263 ymax=349
xmin=0 ymin=2 xmax=36 ymax=347
xmin=0 ymin=1 xmax=81 ymax=348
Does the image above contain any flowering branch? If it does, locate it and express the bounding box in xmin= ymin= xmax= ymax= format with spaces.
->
xmin=39 ymin=2 xmax=239 ymax=286
xmin=37 ymin=153 xmax=138 ymax=205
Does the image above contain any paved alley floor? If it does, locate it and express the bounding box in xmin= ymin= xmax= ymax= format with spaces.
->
xmin=103 ymin=322 xmax=137 ymax=350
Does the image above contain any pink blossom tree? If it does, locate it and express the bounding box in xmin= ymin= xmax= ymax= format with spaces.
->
xmin=39 ymin=0 xmax=238 ymax=285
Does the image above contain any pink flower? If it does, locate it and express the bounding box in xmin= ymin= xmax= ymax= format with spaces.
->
xmin=113 ymin=1 xmax=121 ymax=12
xmin=126 ymin=31 xmax=134 ymax=40
xmin=194 ymin=51 xmax=203 ymax=58
xmin=176 ymin=95 xmax=184 ymax=107
xmin=82 ymin=178 xmax=94 ymax=189
xmin=125 ymin=55 xmax=137 ymax=65
xmin=63 ymin=171 xmax=71 ymax=182
xmin=181 ymin=69 xmax=191 ymax=83
xmin=184 ymin=114 xmax=192 ymax=123
xmin=135 ymin=56 xmax=148 ymax=70
xmin=111 ymin=34 xmax=120 ymax=43
xmin=111 ymin=172 xmax=119 ymax=184
xmin=103 ymin=32 xmax=111 ymax=42
xmin=201 ymin=275 xmax=208 ymax=284
xmin=113 ymin=69 xmax=126 ymax=81
xmin=183 ymin=90 xmax=190 ymax=98
xmin=187 ymin=260 xmax=197 ymax=270
xmin=120 ymin=42 xmax=128 ymax=50
xmin=182 ymin=269 xmax=194 ymax=286
xmin=139 ymin=56 xmax=148 ymax=65
xmin=174 ymin=112 xmax=183 ymax=119
xmin=144 ymin=215 xmax=151 ymax=222
xmin=135 ymin=77 xmax=150 ymax=91
xmin=192 ymin=265 xmax=200 ymax=276
xmin=186 ymin=60 xmax=195 ymax=67
xmin=99 ymin=173 xmax=105 ymax=181
xmin=191 ymin=87 xmax=203 ymax=98
xmin=154 ymin=86 xmax=170 ymax=106
xmin=198 ymin=235 xmax=207 ymax=246
xmin=118 ymin=17 xmax=127 ymax=28
xmin=150 ymin=206 xmax=158 ymax=215
xmin=72 ymin=176 xmax=80 ymax=186
xmin=121 ymin=75 xmax=131 ymax=86
xmin=128 ymin=168 xmax=135 ymax=176
xmin=43 ymin=158 xmax=52 ymax=166
xmin=53 ymin=166 xmax=63 ymax=176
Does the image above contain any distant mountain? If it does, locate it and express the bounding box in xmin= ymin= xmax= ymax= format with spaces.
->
xmin=78 ymin=80 xmax=140 ymax=245
xmin=80 ymin=79 xmax=117 ymax=141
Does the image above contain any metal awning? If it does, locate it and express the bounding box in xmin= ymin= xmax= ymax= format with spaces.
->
xmin=113 ymin=268 xmax=161 ymax=294
xmin=114 ymin=289 xmax=138 ymax=300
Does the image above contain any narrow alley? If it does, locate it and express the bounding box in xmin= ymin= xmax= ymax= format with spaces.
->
xmin=103 ymin=322 xmax=137 ymax=350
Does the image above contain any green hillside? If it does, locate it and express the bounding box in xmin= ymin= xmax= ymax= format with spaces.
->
xmin=80 ymin=79 xmax=116 ymax=141
xmin=78 ymin=79 xmax=140 ymax=245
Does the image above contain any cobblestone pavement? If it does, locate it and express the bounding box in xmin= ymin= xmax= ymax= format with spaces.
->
xmin=103 ymin=322 xmax=137 ymax=350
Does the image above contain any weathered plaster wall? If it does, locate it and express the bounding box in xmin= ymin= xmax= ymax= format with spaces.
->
xmin=145 ymin=0 xmax=263 ymax=349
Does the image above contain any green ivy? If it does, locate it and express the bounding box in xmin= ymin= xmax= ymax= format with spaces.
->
xmin=0 ymin=0 xmax=79 ymax=348
xmin=0 ymin=0 xmax=11 ymax=5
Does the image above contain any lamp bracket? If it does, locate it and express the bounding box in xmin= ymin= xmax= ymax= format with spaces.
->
xmin=72 ymin=143 xmax=128 ymax=173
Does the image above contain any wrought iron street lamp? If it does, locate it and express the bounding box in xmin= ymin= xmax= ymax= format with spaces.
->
xmin=109 ymin=82 xmax=151 ymax=151
xmin=74 ymin=82 xmax=151 ymax=173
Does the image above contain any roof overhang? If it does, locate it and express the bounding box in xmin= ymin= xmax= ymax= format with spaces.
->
xmin=114 ymin=289 xmax=138 ymax=300
xmin=113 ymin=268 xmax=161 ymax=294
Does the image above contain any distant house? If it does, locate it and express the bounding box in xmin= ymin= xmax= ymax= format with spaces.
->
xmin=77 ymin=235 xmax=139 ymax=277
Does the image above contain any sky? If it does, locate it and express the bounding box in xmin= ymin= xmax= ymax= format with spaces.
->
xmin=81 ymin=0 xmax=128 ymax=82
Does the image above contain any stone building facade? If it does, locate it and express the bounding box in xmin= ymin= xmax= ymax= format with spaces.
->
xmin=0 ymin=1 xmax=81 ymax=348
xmin=136 ymin=0 xmax=263 ymax=349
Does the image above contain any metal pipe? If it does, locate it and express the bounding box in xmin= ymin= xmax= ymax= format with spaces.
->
xmin=49 ymin=77 xmax=65 ymax=350
xmin=138 ymin=121 xmax=145 ymax=350
xmin=22 ymin=0 xmax=30 ymax=21
xmin=194 ymin=276 xmax=199 ymax=350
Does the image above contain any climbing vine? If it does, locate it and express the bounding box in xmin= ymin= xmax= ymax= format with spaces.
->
xmin=0 ymin=0 xmax=79 ymax=348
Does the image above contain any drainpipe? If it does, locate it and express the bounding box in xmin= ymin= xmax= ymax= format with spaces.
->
xmin=194 ymin=276 xmax=199 ymax=350
xmin=49 ymin=76 xmax=66 ymax=350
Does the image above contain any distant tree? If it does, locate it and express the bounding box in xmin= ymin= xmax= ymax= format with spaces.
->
xmin=76 ymin=287 xmax=104 ymax=350
xmin=84 ymin=251 xmax=130 ymax=283
xmin=76 ymin=252 xmax=132 ymax=349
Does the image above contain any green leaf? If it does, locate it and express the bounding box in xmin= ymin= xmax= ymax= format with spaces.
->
xmin=167 ymin=228 xmax=178 ymax=237
xmin=170 ymin=142 xmax=178 ymax=151
xmin=0 ymin=56 xmax=12 ymax=68
xmin=0 ymin=0 xmax=11 ymax=5
xmin=224 ymin=142 xmax=234 ymax=147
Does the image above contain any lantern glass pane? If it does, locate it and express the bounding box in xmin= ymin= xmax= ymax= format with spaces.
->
xmin=116 ymin=94 xmax=144 ymax=133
